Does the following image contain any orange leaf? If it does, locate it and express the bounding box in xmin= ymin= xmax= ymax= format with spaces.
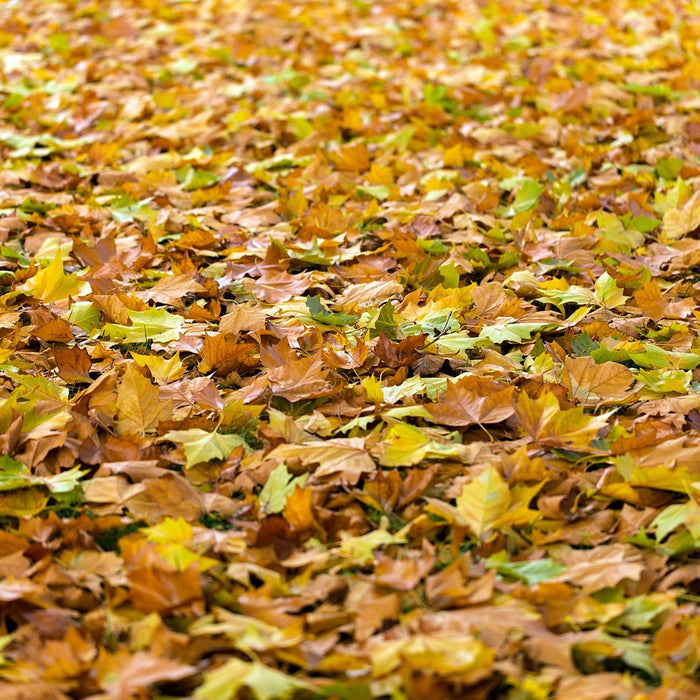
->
xmin=197 ymin=333 xmax=259 ymax=376
xmin=561 ymin=356 xmax=635 ymax=403
xmin=268 ymin=353 xmax=338 ymax=402
xmin=428 ymin=375 xmax=514 ymax=427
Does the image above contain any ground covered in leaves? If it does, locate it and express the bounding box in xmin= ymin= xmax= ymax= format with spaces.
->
xmin=2 ymin=0 xmax=700 ymax=697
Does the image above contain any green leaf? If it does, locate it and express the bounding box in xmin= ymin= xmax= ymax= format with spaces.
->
xmin=161 ymin=429 xmax=247 ymax=469
xmin=66 ymin=302 xmax=100 ymax=333
xmin=594 ymin=272 xmax=628 ymax=309
xmin=49 ymin=33 xmax=70 ymax=54
xmin=0 ymin=456 xmax=86 ymax=494
xmin=486 ymin=551 xmax=566 ymax=584
xmin=0 ymin=455 xmax=32 ymax=491
xmin=103 ymin=308 xmax=185 ymax=344
xmin=306 ymin=296 xmax=358 ymax=326
xmin=258 ymin=463 xmax=308 ymax=515
xmin=369 ymin=302 xmax=399 ymax=340
xmin=479 ymin=322 xmax=556 ymax=344
xmin=109 ymin=194 xmax=157 ymax=223
xmin=651 ymin=500 xmax=700 ymax=540
xmin=656 ymin=157 xmax=683 ymax=180
xmin=357 ymin=184 xmax=389 ymax=201
xmin=175 ymin=165 xmax=220 ymax=191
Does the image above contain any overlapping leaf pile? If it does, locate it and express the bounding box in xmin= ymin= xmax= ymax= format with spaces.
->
xmin=1 ymin=0 xmax=700 ymax=697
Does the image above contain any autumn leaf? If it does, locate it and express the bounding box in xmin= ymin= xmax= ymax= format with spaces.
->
xmin=5 ymin=1 xmax=700 ymax=697
xmin=267 ymin=353 xmax=339 ymax=402
xmin=561 ymin=356 xmax=635 ymax=404
xmin=160 ymin=428 xmax=247 ymax=469
xmin=514 ymin=390 xmax=612 ymax=450
xmin=24 ymin=253 xmax=87 ymax=302
xmin=425 ymin=466 xmax=510 ymax=538
xmin=427 ymin=375 xmax=514 ymax=426
xmin=662 ymin=189 xmax=700 ymax=242
xmin=116 ymin=365 xmax=173 ymax=435
xmin=194 ymin=658 xmax=315 ymax=700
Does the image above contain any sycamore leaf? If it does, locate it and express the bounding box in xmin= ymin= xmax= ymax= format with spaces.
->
xmin=634 ymin=279 xmax=695 ymax=322
xmin=651 ymin=500 xmax=700 ymax=541
xmin=97 ymin=650 xmax=196 ymax=698
xmin=486 ymin=551 xmax=566 ymax=584
xmin=160 ymin=428 xmax=247 ymax=469
xmin=103 ymin=308 xmax=185 ymax=344
xmin=455 ymin=466 xmax=510 ymax=538
xmin=194 ymin=658 xmax=314 ymax=700
xmin=561 ymin=356 xmax=635 ymax=403
xmin=258 ymin=463 xmax=308 ymax=515
xmin=267 ymin=353 xmax=338 ymax=402
xmin=378 ymin=421 xmax=471 ymax=467
xmin=662 ymin=189 xmax=700 ymax=241
xmin=116 ymin=365 xmax=172 ymax=435
xmin=25 ymin=253 xmax=87 ymax=302
xmin=131 ymin=351 xmax=186 ymax=384
xmin=427 ymin=375 xmax=514 ymax=426
xmin=190 ymin=608 xmax=304 ymax=651
xmin=370 ymin=634 xmax=494 ymax=679
xmin=514 ymin=390 xmax=611 ymax=450
xmin=335 ymin=528 xmax=406 ymax=566
xmin=594 ymin=272 xmax=628 ymax=309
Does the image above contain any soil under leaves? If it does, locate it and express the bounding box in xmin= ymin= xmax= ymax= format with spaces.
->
xmin=1 ymin=0 xmax=700 ymax=697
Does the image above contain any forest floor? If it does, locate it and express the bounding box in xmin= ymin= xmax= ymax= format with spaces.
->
xmin=1 ymin=0 xmax=700 ymax=698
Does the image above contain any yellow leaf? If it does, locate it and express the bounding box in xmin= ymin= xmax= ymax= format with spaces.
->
xmin=662 ymin=189 xmax=700 ymax=242
xmin=116 ymin=365 xmax=172 ymax=435
xmin=27 ymin=253 xmax=86 ymax=302
xmin=131 ymin=352 xmax=185 ymax=384
xmin=514 ymin=390 xmax=611 ymax=450
xmin=0 ymin=488 xmax=49 ymax=517
xmin=455 ymin=466 xmax=510 ymax=538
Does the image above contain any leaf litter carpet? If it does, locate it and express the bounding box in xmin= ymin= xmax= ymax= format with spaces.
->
xmin=1 ymin=0 xmax=700 ymax=698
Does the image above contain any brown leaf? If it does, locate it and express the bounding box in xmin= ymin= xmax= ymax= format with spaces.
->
xmin=514 ymin=390 xmax=611 ymax=450
xmin=561 ymin=356 xmax=635 ymax=403
xmin=197 ymin=333 xmax=259 ymax=376
xmin=53 ymin=346 xmax=92 ymax=383
xmin=634 ymin=279 xmax=695 ymax=321
xmin=122 ymin=541 xmax=202 ymax=614
xmin=374 ymin=332 xmax=426 ymax=368
xmin=253 ymin=269 xmax=311 ymax=303
xmin=268 ymin=353 xmax=339 ymax=402
xmin=427 ymin=375 xmax=514 ymax=427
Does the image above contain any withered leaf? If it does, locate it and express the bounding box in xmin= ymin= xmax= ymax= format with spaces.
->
xmin=427 ymin=375 xmax=514 ymax=427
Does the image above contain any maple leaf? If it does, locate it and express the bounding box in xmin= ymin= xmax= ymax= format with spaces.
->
xmin=258 ymin=463 xmax=308 ymax=515
xmin=96 ymin=649 xmax=196 ymax=698
xmin=427 ymin=375 xmax=515 ymax=427
xmin=253 ymin=269 xmax=311 ymax=303
xmin=116 ymin=365 xmax=173 ymax=435
xmin=662 ymin=189 xmax=700 ymax=241
xmin=561 ymin=356 xmax=635 ymax=404
xmin=24 ymin=253 xmax=87 ymax=302
xmin=514 ymin=390 xmax=612 ymax=450
xmin=194 ymin=658 xmax=315 ymax=700
xmin=197 ymin=333 xmax=259 ymax=376
xmin=103 ymin=308 xmax=185 ymax=344
xmin=425 ymin=466 xmax=511 ymax=538
xmin=160 ymin=428 xmax=247 ymax=469
xmin=267 ymin=353 xmax=338 ymax=402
